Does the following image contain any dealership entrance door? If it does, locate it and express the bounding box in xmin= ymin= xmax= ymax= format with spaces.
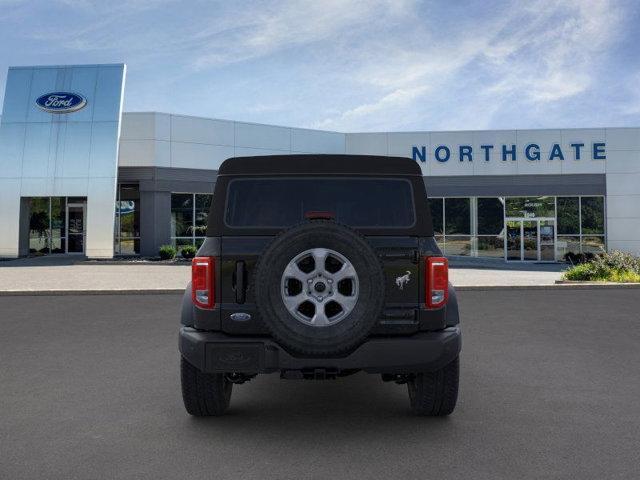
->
xmin=24 ymin=196 xmax=87 ymax=256
xmin=505 ymin=218 xmax=556 ymax=261
xmin=66 ymin=202 xmax=86 ymax=254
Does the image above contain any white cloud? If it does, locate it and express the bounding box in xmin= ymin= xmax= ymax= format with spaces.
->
xmin=1 ymin=0 xmax=631 ymax=131
xmin=190 ymin=0 xmax=413 ymax=69
xmin=315 ymin=0 xmax=625 ymax=130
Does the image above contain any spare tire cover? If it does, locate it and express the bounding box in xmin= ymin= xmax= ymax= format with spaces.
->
xmin=253 ymin=220 xmax=385 ymax=356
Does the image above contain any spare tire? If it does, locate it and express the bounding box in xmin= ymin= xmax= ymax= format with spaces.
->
xmin=253 ymin=220 xmax=385 ymax=356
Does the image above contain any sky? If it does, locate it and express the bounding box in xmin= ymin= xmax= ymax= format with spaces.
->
xmin=0 ymin=0 xmax=639 ymax=132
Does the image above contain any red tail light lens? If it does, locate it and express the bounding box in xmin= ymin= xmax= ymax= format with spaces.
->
xmin=192 ymin=257 xmax=215 ymax=309
xmin=425 ymin=256 xmax=448 ymax=309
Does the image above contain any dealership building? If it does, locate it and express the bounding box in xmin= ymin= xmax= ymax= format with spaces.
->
xmin=1 ymin=63 xmax=639 ymax=261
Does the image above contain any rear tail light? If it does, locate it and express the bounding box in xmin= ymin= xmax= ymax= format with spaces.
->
xmin=192 ymin=257 xmax=215 ymax=309
xmin=425 ymin=256 xmax=448 ymax=309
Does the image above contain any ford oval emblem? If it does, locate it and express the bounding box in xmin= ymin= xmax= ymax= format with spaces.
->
xmin=230 ymin=312 xmax=252 ymax=322
xmin=35 ymin=92 xmax=87 ymax=114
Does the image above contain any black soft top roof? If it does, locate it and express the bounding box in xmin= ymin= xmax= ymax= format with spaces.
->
xmin=208 ymin=154 xmax=432 ymax=237
xmin=217 ymin=154 xmax=422 ymax=176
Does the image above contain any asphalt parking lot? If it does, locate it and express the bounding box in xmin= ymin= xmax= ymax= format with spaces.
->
xmin=1 ymin=289 xmax=639 ymax=480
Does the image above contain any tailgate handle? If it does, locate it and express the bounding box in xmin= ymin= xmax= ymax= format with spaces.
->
xmin=378 ymin=249 xmax=419 ymax=263
xmin=234 ymin=261 xmax=246 ymax=304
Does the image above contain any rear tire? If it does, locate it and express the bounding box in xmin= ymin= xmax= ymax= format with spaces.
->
xmin=253 ymin=220 xmax=385 ymax=356
xmin=181 ymin=357 xmax=232 ymax=416
xmin=407 ymin=357 xmax=459 ymax=416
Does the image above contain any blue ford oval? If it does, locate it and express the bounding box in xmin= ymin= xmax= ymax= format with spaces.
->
xmin=35 ymin=92 xmax=87 ymax=114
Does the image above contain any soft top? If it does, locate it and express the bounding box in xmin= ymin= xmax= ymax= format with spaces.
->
xmin=217 ymin=154 xmax=422 ymax=176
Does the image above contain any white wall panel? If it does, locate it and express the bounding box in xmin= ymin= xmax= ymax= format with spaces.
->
xmin=606 ymin=195 xmax=640 ymax=218
xmin=120 ymin=113 xmax=157 ymax=140
xmin=472 ymin=151 xmax=517 ymax=176
xmin=560 ymin=156 xmax=606 ymax=174
xmin=606 ymin=173 xmax=640 ymax=196
xmin=606 ymin=128 xmax=640 ymax=151
xmin=233 ymin=147 xmax=291 ymax=158
xmin=118 ymin=139 xmax=164 ymax=167
xmin=606 ymin=240 xmax=640 ymax=254
xmin=171 ymin=115 xmax=234 ymax=146
xmin=0 ymin=179 xmax=20 ymax=257
xmin=606 ymin=218 xmax=640 ymax=242
xmin=85 ymin=177 xmax=118 ymax=258
xmin=605 ymin=150 xmax=640 ymax=174
xmin=516 ymin=154 xmax=562 ymax=175
xmin=291 ymin=128 xmax=344 ymax=153
xmin=345 ymin=133 xmax=387 ymax=155
xmin=155 ymin=113 xmax=171 ymax=141
xmin=235 ymin=122 xmax=290 ymax=151
xmin=170 ymin=141 xmax=234 ymax=170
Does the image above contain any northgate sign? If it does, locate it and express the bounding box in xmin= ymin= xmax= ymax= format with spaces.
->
xmin=411 ymin=142 xmax=606 ymax=163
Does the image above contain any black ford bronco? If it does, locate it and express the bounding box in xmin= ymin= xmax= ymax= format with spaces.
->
xmin=179 ymin=154 xmax=461 ymax=416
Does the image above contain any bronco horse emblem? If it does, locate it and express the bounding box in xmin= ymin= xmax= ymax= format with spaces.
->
xmin=395 ymin=270 xmax=411 ymax=290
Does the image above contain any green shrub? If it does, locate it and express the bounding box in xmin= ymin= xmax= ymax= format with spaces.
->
xmin=594 ymin=250 xmax=640 ymax=273
xmin=159 ymin=244 xmax=177 ymax=260
xmin=563 ymin=250 xmax=640 ymax=282
xmin=608 ymin=270 xmax=640 ymax=283
xmin=563 ymin=263 xmax=595 ymax=281
xmin=180 ymin=244 xmax=197 ymax=259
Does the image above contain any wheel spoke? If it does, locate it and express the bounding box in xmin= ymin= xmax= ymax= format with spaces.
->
xmin=281 ymin=292 xmax=306 ymax=311
xmin=282 ymin=262 xmax=306 ymax=282
xmin=310 ymin=248 xmax=328 ymax=274
xmin=333 ymin=263 xmax=356 ymax=282
xmin=334 ymin=293 xmax=357 ymax=312
xmin=310 ymin=307 xmax=331 ymax=326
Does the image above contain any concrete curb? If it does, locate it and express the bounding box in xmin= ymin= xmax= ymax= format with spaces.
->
xmin=555 ymin=280 xmax=640 ymax=286
xmin=2 ymin=283 xmax=640 ymax=296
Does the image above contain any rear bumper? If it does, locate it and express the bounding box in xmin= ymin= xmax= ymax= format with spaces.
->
xmin=179 ymin=326 xmax=461 ymax=375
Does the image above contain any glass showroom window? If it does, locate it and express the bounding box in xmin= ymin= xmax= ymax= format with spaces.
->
xmin=477 ymin=197 xmax=505 ymax=258
xmin=171 ymin=193 xmax=213 ymax=249
xmin=557 ymin=196 xmax=606 ymax=257
xmin=444 ymin=198 xmax=472 ymax=256
xmin=557 ymin=197 xmax=580 ymax=258
xmin=114 ymin=184 xmax=140 ymax=255
xmin=428 ymin=197 xmax=444 ymax=247
xmin=429 ymin=197 xmax=473 ymax=256
xmin=28 ymin=197 xmax=66 ymax=255
xmin=505 ymin=196 xmax=555 ymax=218
xmin=580 ymin=197 xmax=605 ymax=254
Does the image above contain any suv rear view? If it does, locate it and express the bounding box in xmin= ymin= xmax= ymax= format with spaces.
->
xmin=179 ymin=154 xmax=461 ymax=416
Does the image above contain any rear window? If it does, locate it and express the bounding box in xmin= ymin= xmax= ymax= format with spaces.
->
xmin=225 ymin=177 xmax=415 ymax=228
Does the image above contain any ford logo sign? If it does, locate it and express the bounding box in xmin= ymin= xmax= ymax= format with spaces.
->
xmin=35 ymin=92 xmax=87 ymax=114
